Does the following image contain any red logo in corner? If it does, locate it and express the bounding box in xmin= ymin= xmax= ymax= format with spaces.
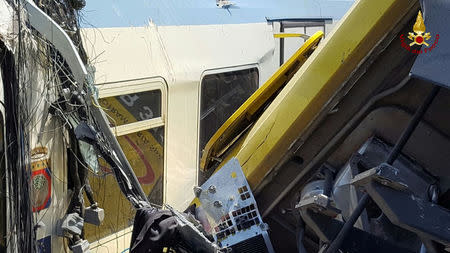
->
xmin=400 ymin=11 xmax=439 ymax=55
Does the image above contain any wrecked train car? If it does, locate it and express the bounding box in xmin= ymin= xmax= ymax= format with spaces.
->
xmin=2 ymin=0 xmax=450 ymax=252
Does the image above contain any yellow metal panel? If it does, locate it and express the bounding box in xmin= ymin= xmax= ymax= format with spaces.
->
xmin=200 ymin=31 xmax=324 ymax=170
xmin=230 ymin=0 xmax=418 ymax=188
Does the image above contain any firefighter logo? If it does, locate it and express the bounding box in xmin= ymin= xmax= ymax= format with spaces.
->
xmin=400 ymin=10 xmax=439 ymax=55
xmin=408 ymin=11 xmax=431 ymax=47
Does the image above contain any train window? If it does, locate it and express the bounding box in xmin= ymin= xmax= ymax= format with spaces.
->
xmin=199 ymin=67 xmax=258 ymax=176
xmin=85 ymin=79 xmax=166 ymax=241
xmin=99 ymin=89 xmax=162 ymax=127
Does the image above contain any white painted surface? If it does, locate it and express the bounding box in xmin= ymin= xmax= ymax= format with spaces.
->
xmin=81 ymin=22 xmax=277 ymax=210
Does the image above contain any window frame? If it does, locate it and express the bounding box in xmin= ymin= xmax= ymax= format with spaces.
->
xmin=197 ymin=64 xmax=260 ymax=179
xmin=97 ymin=76 xmax=168 ymax=205
xmin=97 ymin=77 xmax=168 ymax=137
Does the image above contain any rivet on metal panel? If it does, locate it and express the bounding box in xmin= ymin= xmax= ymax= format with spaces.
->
xmin=209 ymin=185 xmax=217 ymax=194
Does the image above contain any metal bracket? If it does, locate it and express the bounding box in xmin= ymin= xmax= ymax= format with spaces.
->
xmin=296 ymin=174 xmax=416 ymax=252
xmin=84 ymin=206 xmax=104 ymax=226
xmin=70 ymin=239 xmax=90 ymax=253
xmin=352 ymin=163 xmax=450 ymax=246
xmin=57 ymin=213 xmax=84 ymax=238
xmin=296 ymin=193 xmax=341 ymax=218
xmin=351 ymin=162 xmax=435 ymax=199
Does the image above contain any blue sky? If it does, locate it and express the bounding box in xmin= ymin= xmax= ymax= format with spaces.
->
xmin=80 ymin=0 xmax=354 ymax=28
